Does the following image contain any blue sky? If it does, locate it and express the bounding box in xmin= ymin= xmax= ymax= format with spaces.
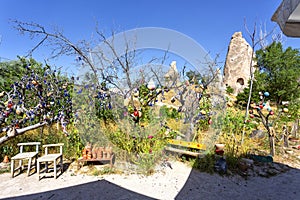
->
xmin=1 ymin=0 xmax=299 ymax=74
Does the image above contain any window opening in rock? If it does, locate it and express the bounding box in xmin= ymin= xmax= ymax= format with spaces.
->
xmin=237 ymin=78 xmax=244 ymax=86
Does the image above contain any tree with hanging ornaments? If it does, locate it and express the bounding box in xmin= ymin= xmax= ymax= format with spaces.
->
xmin=165 ymin=60 xmax=226 ymax=143
xmin=72 ymin=77 xmax=114 ymax=146
xmin=0 ymin=57 xmax=73 ymax=144
xmin=239 ymin=41 xmax=300 ymax=156
xmin=247 ymin=91 xmax=294 ymax=156
xmin=126 ymin=78 xmax=164 ymax=124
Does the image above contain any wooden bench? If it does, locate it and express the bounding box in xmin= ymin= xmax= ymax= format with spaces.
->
xmin=165 ymin=139 xmax=206 ymax=157
xmin=37 ymin=143 xmax=64 ymax=180
xmin=11 ymin=142 xmax=41 ymax=178
xmin=77 ymin=153 xmax=115 ymax=169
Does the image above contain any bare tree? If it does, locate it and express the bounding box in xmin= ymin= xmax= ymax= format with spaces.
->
xmin=241 ymin=20 xmax=276 ymax=144
xmin=241 ymin=20 xmax=292 ymax=156
xmin=12 ymin=20 xmax=99 ymax=86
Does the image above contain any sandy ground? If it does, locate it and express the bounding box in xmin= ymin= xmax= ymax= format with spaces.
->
xmin=0 ymin=161 xmax=299 ymax=200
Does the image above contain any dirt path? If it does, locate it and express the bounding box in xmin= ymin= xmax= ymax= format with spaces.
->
xmin=0 ymin=161 xmax=299 ymax=200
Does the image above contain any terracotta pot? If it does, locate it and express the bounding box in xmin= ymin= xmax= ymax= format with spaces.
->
xmin=86 ymin=147 xmax=92 ymax=159
xmin=107 ymin=151 xmax=111 ymax=158
xmin=103 ymin=151 xmax=107 ymax=159
xmin=87 ymin=152 xmax=92 ymax=159
xmin=82 ymin=148 xmax=87 ymax=158
xmin=86 ymin=145 xmax=92 ymax=159
xmin=106 ymin=146 xmax=112 ymax=158
xmin=3 ymin=155 xmax=9 ymax=163
xmin=97 ymin=147 xmax=104 ymax=159
xmin=92 ymin=146 xmax=98 ymax=159
xmin=215 ymin=143 xmax=225 ymax=151
xmin=92 ymin=151 xmax=97 ymax=159
xmin=92 ymin=147 xmax=97 ymax=159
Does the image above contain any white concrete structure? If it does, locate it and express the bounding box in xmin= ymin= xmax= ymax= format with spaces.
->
xmin=272 ymin=0 xmax=300 ymax=37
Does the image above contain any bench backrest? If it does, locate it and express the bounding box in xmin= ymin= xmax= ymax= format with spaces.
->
xmin=17 ymin=142 xmax=41 ymax=153
xmin=42 ymin=143 xmax=64 ymax=155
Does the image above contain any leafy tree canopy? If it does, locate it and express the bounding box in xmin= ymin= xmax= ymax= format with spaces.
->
xmin=237 ymin=42 xmax=300 ymax=106
xmin=186 ymin=70 xmax=201 ymax=84
xmin=255 ymin=42 xmax=300 ymax=104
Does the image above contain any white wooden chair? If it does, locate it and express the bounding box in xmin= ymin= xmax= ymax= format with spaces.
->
xmin=37 ymin=143 xmax=64 ymax=180
xmin=11 ymin=142 xmax=41 ymax=178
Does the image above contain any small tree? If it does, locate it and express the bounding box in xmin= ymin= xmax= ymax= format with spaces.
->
xmin=241 ymin=21 xmax=277 ymax=144
xmin=238 ymin=42 xmax=300 ymax=156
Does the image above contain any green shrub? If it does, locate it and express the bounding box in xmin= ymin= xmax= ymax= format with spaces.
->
xmin=226 ymin=85 xmax=234 ymax=95
xmin=193 ymin=153 xmax=216 ymax=174
xmin=159 ymin=105 xmax=182 ymax=119
xmin=106 ymin=119 xmax=173 ymax=175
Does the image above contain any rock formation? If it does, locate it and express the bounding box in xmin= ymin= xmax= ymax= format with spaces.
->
xmin=164 ymin=61 xmax=180 ymax=87
xmin=223 ymin=32 xmax=256 ymax=96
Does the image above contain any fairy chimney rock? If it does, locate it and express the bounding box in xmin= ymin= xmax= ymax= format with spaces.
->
xmin=164 ymin=61 xmax=180 ymax=87
xmin=223 ymin=32 xmax=256 ymax=95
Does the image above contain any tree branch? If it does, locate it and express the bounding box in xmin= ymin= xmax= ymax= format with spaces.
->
xmin=0 ymin=122 xmax=47 ymax=144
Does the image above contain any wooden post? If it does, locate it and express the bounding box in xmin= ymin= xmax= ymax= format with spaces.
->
xmin=282 ymin=125 xmax=289 ymax=148
xmin=269 ymin=127 xmax=276 ymax=156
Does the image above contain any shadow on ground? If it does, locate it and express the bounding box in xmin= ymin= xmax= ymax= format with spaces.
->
xmin=4 ymin=179 xmax=156 ymax=200
xmin=175 ymin=160 xmax=300 ymax=200
xmin=2 ymin=157 xmax=300 ymax=200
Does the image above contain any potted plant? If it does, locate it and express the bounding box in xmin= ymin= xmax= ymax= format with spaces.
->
xmin=2 ymin=146 xmax=13 ymax=163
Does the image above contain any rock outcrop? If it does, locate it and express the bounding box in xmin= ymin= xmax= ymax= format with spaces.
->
xmin=223 ymin=32 xmax=256 ymax=96
xmin=164 ymin=61 xmax=180 ymax=87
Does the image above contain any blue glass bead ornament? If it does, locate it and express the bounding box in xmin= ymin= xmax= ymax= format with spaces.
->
xmin=264 ymin=92 xmax=270 ymax=97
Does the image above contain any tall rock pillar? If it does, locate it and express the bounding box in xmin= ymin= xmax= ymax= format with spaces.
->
xmin=223 ymin=32 xmax=255 ymax=96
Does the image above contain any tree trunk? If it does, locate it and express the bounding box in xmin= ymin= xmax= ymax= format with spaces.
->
xmin=269 ymin=135 xmax=275 ymax=156
xmin=187 ymin=122 xmax=194 ymax=142
xmin=269 ymin=127 xmax=276 ymax=156
xmin=282 ymin=125 xmax=289 ymax=148
xmin=291 ymin=119 xmax=299 ymax=138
